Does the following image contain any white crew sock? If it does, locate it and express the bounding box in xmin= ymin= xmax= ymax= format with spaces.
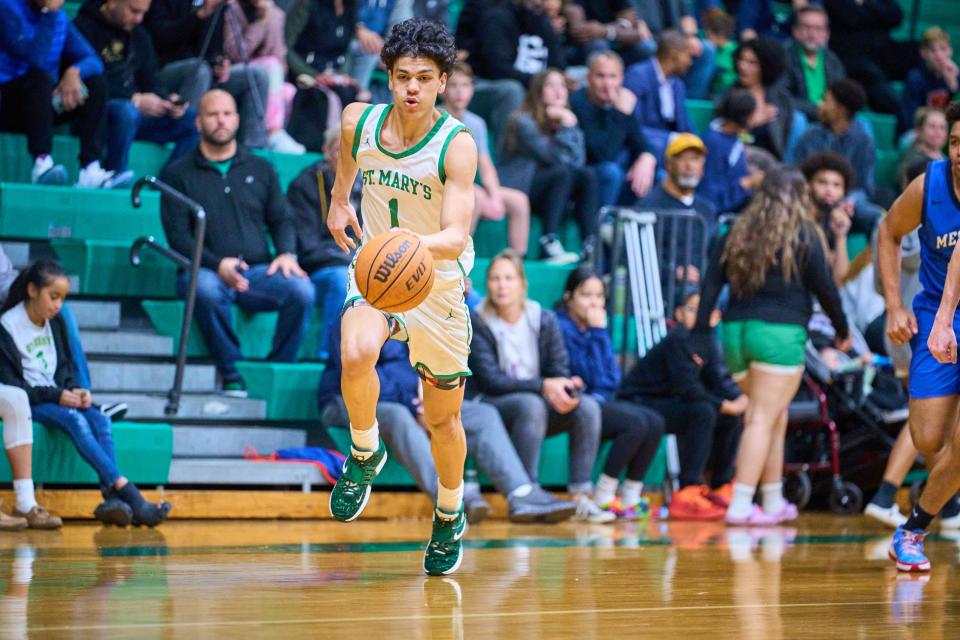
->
xmin=437 ymin=480 xmax=464 ymax=517
xmin=593 ymin=474 xmax=619 ymax=506
xmin=620 ymin=480 xmax=644 ymax=508
xmin=350 ymin=420 xmax=380 ymax=458
xmin=727 ymin=483 xmax=756 ymax=519
xmin=761 ymin=481 xmax=786 ymax=515
xmin=13 ymin=480 xmax=36 ymax=514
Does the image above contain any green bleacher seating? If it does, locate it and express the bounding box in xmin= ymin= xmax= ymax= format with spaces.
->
xmin=237 ymin=361 xmax=327 ymax=421
xmin=862 ymin=112 xmax=897 ymax=152
xmin=473 ymin=218 xmax=509 ymax=258
xmin=876 ymin=149 xmax=901 ymax=190
xmin=685 ymin=99 xmax=715 ymax=136
xmin=254 ymin=150 xmax=323 ymax=189
xmin=53 ymin=239 xmax=178 ymax=297
xmin=0 ymin=183 xmax=161 ymax=240
xmin=327 ymin=428 xmax=668 ymax=489
xmin=0 ymin=421 xmax=172 ymax=484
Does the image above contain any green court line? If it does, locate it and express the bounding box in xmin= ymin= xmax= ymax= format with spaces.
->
xmin=0 ymin=532 xmax=930 ymax=560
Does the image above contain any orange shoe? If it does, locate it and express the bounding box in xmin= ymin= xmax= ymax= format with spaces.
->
xmin=668 ymin=485 xmax=727 ymax=521
xmin=705 ymin=483 xmax=734 ymax=508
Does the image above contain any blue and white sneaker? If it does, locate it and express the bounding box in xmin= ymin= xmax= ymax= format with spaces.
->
xmin=889 ymin=526 xmax=931 ymax=572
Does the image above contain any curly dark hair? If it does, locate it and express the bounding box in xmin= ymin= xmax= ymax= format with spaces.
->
xmin=828 ymin=79 xmax=867 ymax=117
xmin=735 ymin=37 xmax=786 ymax=87
xmin=381 ymin=17 xmax=458 ymax=77
xmin=800 ymin=151 xmax=855 ymax=193
xmin=715 ymin=88 xmax=757 ymax=129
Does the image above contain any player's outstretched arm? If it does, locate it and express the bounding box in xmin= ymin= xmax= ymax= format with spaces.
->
xmin=328 ymin=102 xmax=369 ymax=253
xmin=878 ymin=174 xmax=923 ymax=347
xmin=423 ymin=132 xmax=478 ymax=261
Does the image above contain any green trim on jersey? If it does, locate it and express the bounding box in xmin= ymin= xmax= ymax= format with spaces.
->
xmin=351 ymin=104 xmax=376 ymax=160
xmin=374 ymin=105 xmax=450 ymax=159
xmin=414 ymin=362 xmax=472 ymax=380
xmin=438 ymin=125 xmax=467 ymax=183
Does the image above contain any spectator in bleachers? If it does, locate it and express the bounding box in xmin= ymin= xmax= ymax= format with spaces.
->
xmin=0 ymin=0 xmax=120 ymax=188
xmin=630 ymin=0 xmax=717 ymax=100
xmin=623 ymin=30 xmax=693 ymax=163
xmin=286 ymin=126 xmax=360 ymax=364
xmin=703 ymin=8 xmax=737 ymax=96
xmin=696 ymin=168 xmax=849 ymax=525
xmin=453 ymin=0 xmax=524 ymax=147
xmin=499 ymin=68 xmax=598 ymax=264
xmin=824 ymin=0 xmax=919 ymax=115
xmin=145 ymin=0 xmax=270 ymax=148
xmin=283 ymin=0 xmax=359 ymax=152
xmin=0 ymin=260 xmax=171 ymax=527
xmin=638 ymin=133 xmax=714 ymax=283
xmin=898 ymin=107 xmax=947 ymax=184
xmin=561 ymin=0 xmax=655 ymax=67
xmin=898 ymin=27 xmax=960 ymax=136
xmin=347 ymin=0 xmax=396 ymax=93
xmin=160 ymin=90 xmax=314 ymax=397
xmin=468 ymin=251 xmax=610 ymax=523
xmin=222 ymin=0 xmax=304 ymax=153
xmin=0 ymin=384 xmax=62 ymax=529
xmin=472 ymin=0 xmax=565 ymax=89
xmin=618 ymin=284 xmax=747 ymax=520
xmin=445 ymin=63 xmax=531 ymax=256
xmin=697 ymin=88 xmax=756 ymax=214
xmin=73 ymin=0 xmax=199 ymax=181
xmin=570 ymin=51 xmax=656 ymax=207
xmin=318 ymin=321 xmax=577 ymax=525
xmin=733 ymin=36 xmax=795 ymax=161
xmin=800 ymin=151 xmax=856 ymax=284
xmin=557 ymin=266 xmax=665 ymax=519
xmin=783 ymin=5 xmax=846 ymax=123
xmin=791 ymin=78 xmax=875 ymax=197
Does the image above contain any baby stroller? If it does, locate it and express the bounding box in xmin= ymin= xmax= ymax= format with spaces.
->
xmin=783 ymin=328 xmax=906 ymax=514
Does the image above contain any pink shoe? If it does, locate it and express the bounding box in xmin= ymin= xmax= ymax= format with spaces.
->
xmin=725 ymin=505 xmax=780 ymax=526
xmin=768 ymin=502 xmax=799 ymax=523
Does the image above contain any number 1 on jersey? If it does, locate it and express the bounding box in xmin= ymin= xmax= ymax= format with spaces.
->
xmin=388 ymin=198 xmax=400 ymax=228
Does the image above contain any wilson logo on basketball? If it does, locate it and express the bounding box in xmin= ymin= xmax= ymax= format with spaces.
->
xmin=373 ymin=240 xmax=413 ymax=283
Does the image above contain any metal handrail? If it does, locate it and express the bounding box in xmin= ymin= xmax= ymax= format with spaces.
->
xmin=130 ymin=176 xmax=207 ymax=415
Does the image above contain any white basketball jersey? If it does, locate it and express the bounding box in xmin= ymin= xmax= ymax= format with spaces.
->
xmin=352 ymin=103 xmax=475 ymax=288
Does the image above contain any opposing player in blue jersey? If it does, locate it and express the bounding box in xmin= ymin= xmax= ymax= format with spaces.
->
xmin=878 ymin=100 xmax=960 ymax=572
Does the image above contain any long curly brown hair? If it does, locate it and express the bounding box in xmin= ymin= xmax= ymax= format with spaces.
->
xmin=722 ymin=168 xmax=825 ymax=297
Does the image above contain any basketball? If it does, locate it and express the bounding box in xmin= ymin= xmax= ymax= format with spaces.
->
xmin=354 ymin=230 xmax=435 ymax=313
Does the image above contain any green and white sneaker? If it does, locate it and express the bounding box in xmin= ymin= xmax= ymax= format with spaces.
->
xmin=329 ymin=440 xmax=388 ymax=522
xmin=424 ymin=506 xmax=468 ymax=576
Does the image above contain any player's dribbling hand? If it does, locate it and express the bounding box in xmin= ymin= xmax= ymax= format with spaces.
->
xmin=327 ymin=200 xmax=362 ymax=253
xmin=886 ymin=305 xmax=918 ymax=347
xmin=928 ymin=319 xmax=957 ymax=364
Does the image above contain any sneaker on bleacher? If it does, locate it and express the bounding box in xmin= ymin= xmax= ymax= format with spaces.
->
xmin=76 ymin=161 xmax=132 ymax=189
xmin=31 ymin=155 xmax=67 ymax=185
xmin=268 ymin=130 xmax=306 ymax=154
xmin=538 ymin=234 xmax=579 ymax=265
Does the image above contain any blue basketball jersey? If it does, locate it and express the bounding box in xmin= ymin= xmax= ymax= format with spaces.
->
xmin=917 ymin=160 xmax=960 ymax=309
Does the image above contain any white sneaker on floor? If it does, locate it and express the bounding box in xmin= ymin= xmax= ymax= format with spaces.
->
xmin=572 ymin=496 xmax=616 ymax=524
xmin=940 ymin=511 xmax=960 ymax=529
xmin=31 ymin=155 xmax=67 ymax=185
xmin=76 ymin=161 xmax=120 ymax=188
xmin=865 ymin=502 xmax=907 ymax=528
xmin=268 ymin=130 xmax=306 ymax=154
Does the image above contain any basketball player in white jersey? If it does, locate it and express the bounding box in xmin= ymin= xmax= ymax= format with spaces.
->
xmin=326 ymin=17 xmax=478 ymax=576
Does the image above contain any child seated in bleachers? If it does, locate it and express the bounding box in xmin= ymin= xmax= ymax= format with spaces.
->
xmin=556 ymin=266 xmax=664 ymax=519
xmin=0 ymin=260 xmax=170 ymax=527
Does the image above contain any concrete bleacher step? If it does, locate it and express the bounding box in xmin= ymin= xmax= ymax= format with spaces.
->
xmin=80 ymin=330 xmax=173 ymax=356
xmin=172 ymin=426 xmax=306 ymax=458
xmin=69 ymin=300 xmax=121 ymax=329
xmin=1 ymin=242 xmax=29 ymax=268
xmin=88 ymin=361 xmax=216 ymax=393
xmin=93 ymin=392 xmax=267 ymax=420
xmin=167 ymin=458 xmax=327 ymax=491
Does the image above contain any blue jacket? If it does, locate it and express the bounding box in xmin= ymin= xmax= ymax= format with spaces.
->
xmin=555 ymin=307 xmax=621 ymax=402
xmin=899 ymin=65 xmax=957 ymax=135
xmin=623 ymin=59 xmax=691 ymax=162
xmin=791 ymin=118 xmax=876 ymax=196
xmin=358 ymin=0 xmax=397 ymax=35
xmin=698 ymin=122 xmax=751 ymax=214
xmin=317 ymin=320 xmax=419 ymax=416
xmin=0 ymin=0 xmax=102 ymax=84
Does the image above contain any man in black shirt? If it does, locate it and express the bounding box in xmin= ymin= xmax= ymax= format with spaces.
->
xmin=564 ymin=0 xmax=655 ymax=66
xmin=570 ymin=50 xmax=656 ymax=207
xmin=160 ymin=90 xmax=314 ymax=396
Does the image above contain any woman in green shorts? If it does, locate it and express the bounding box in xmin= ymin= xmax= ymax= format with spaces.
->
xmin=696 ymin=168 xmax=851 ymax=525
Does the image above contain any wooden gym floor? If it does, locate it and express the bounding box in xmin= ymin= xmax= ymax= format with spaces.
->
xmin=2 ymin=513 xmax=959 ymax=639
